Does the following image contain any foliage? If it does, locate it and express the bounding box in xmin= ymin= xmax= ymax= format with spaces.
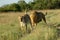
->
xmin=0 ymin=3 xmax=21 ymax=12
xmin=0 ymin=0 xmax=60 ymax=12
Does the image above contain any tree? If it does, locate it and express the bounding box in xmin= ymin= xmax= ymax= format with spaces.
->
xmin=18 ymin=0 xmax=27 ymax=11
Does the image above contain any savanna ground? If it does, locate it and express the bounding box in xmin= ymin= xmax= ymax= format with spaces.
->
xmin=0 ymin=9 xmax=60 ymax=40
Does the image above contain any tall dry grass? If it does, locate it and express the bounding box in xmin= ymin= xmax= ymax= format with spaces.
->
xmin=0 ymin=9 xmax=60 ymax=40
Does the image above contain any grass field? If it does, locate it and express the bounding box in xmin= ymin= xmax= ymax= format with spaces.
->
xmin=0 ymin=9 xmax=60 ymax=40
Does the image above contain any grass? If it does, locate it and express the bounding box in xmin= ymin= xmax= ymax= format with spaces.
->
xmin=0 ymin=10 xmax=60 ymax=40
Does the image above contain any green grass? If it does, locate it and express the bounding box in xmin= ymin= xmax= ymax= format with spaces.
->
xmin=0 ymin=10 xmax=60 ymax=40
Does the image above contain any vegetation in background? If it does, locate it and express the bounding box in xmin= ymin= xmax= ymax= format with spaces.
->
xmin=0 ymin=0 xmax=60 ymax=12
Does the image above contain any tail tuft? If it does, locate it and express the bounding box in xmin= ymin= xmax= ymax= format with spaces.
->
xmin=45 ymin=12 xmax=47 ymax=16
